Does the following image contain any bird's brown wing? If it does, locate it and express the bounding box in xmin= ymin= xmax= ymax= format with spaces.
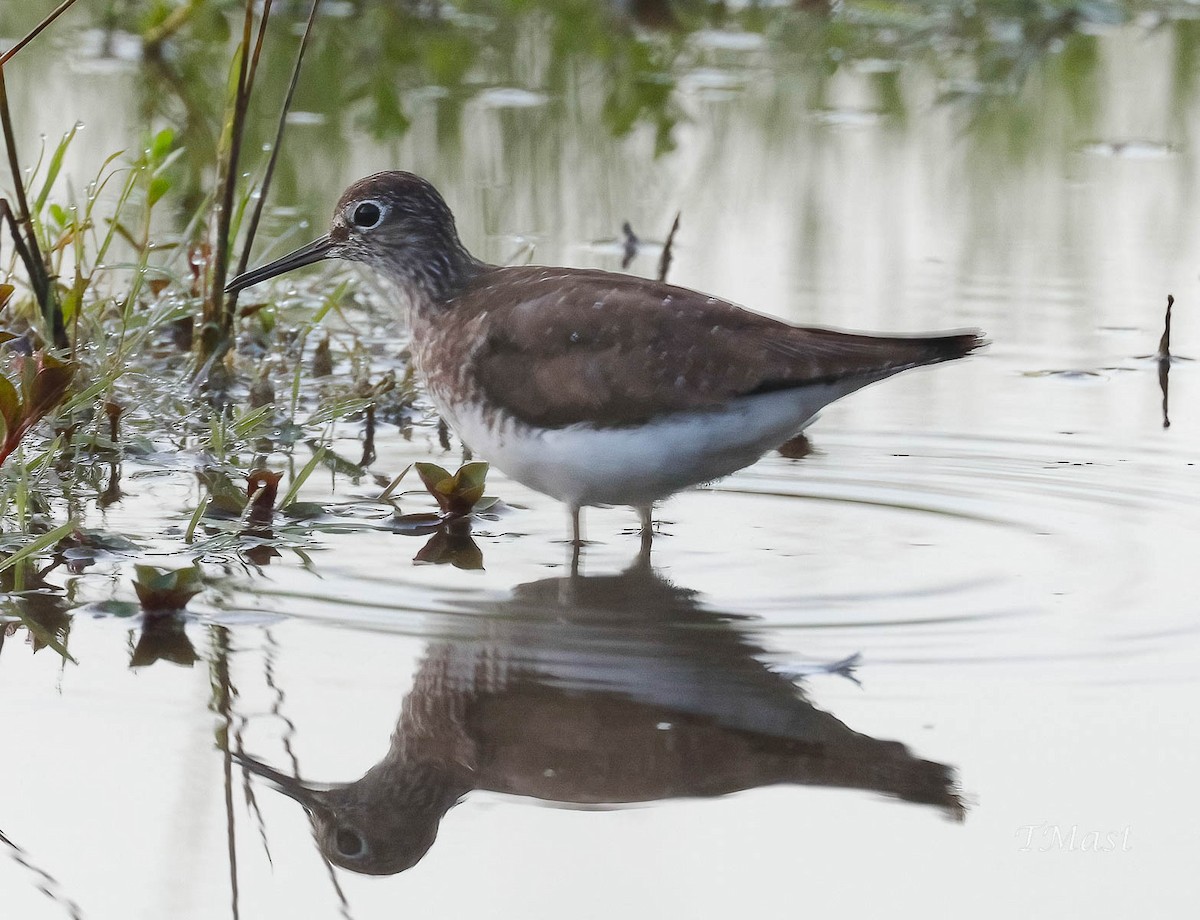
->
xmin=456 ymin=266 xmax=981 ymax=429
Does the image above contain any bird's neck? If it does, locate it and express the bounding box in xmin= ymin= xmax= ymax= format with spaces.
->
xmin=378 ymin=236 xmax=485 ymax=315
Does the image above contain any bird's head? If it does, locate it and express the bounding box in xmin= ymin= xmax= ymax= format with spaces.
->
xmin=235 ymin=751 xmax=464 ymax=876
xmin=226 ymin=171 xmax=478 ymax=301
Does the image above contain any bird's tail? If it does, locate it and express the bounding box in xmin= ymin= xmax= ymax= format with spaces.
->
xmin=904 ymin=329 xmax=988 ymax=367
xmin=823 ymin=328 xmax=988 ymax=376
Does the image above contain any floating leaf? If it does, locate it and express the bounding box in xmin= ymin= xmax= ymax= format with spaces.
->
xmin=390 ymin=510 xmax=444 ymax=535
xmin=242 ymin=543 xmax=282 ymax=567
xmin=64 ymin=527 xmax=142 ymax=553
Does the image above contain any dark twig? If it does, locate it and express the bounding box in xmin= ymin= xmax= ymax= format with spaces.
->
xmin=243 ymin=0 xmax=274 ymax=95
xmin=260 ymin=629 xmax=353 ymax=917
xmin=0 ymin=827 xmax=86 ymax=920
xmin=142 ymin=0 xmax=203 ymax=53
xmin=1158 ymin=294 xmax=1174 ymax=429
xmin=0 ymin=0 xmax=83 ymax=340
xmin=621 ymin=221 xmax=638 ymax=270
xmin=0 ymin=66 xmax=64 ymax=345
xmin=321 ymin=849 xmax=354 ymax=920
xmin=0 ymin=199 xmax=42 ymax=288
xmin=211 ymin=626 xmax=241 ymax=920
xmin=230 ymin=0 xmax=323 ymax=317
xmin=1156 ymin=294 xmax=1173 ymax=359
xmin=657 ymin=211 xmax=681 ymax=283
xmin=359 ymin=403 xmax=376 ymax=467
xmin=205 ymin=0 xmax=272 ymax=357
xmin=1159 ymin=357 xmax=1170 ymax=430
xmin=0 ymin=0 xmax=84 ymax=66
xmin=232 ymin=668 xmax=273 ymax=868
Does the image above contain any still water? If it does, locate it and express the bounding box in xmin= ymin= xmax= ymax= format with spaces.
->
xmin=2 ymin=2 xmax=1199 ymax=917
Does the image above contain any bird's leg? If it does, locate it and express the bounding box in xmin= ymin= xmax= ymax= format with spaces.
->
xmin=637 ymin=504 xmax=654 ymax=564
xmin=570 ymin=505 xmax=584 ymax=546
xmin=569 ymin=505 xmax=584 ymax=577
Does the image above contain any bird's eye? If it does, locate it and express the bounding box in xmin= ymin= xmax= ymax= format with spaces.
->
xmin=350 ymin=200 xmax=384 ymax=229
xmin=334 ymin=827 xmax=366 ymax=858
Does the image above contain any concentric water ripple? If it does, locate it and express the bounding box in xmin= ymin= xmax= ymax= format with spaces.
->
xmin=185 ymin=417 xmax=1200 ymax=692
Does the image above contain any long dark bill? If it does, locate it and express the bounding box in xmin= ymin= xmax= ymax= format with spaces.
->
xmin=232 ymin=751 xmax=336 ymax=813
xmin=225 ymin=234 xmax=334 ymax=293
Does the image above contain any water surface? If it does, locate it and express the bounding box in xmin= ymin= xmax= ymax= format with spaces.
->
xmin=1 ymin=3 xmax=1198 ymax=917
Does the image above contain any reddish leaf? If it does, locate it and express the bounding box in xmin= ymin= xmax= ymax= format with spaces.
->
xmin=28 ymin=353 xmax=73 ymax=419
xmin=0 ymin=374 xmax=18 ymax=436
xmin=412 ymin=461 xmax=490 ymax=517
xmin=104 ymin=400 xmax=123 ymax=442
xmin=414 ymin=462 xmax=453 ymax=500
xmin=246 ymin=468 xmax=283 ymax=512
xmin=133 ymin=564 xmax=202 ymax=612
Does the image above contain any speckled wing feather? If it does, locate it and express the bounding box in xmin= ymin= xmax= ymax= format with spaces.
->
xmin=453 ymin=266 xmax=982 ymax=429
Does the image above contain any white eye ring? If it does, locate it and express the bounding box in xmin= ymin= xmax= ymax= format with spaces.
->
xmin=334 ymin=826 xmax=366 ymax=858
xmin=348 ymin=199 xmax=386 ymax=230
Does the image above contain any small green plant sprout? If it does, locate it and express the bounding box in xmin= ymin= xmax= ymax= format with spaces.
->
xmin=0 ymin=351 xmax=74 ymax=465
xmin=132 ymin=564 xmax=203 ymax=613
xmin=413 ymin=460 xmax=491 ymax=519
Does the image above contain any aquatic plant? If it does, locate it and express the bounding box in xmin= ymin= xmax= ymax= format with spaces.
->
xmin=0 ymin=351 xmax=73 ymax=465
xmin=132 ymin=563 xmax=203 ymax=612
xmin=413 ymin=460 xmax=491 ymax=519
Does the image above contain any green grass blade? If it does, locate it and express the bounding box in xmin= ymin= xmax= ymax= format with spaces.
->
xmin=185 ymin=497 xmax=211 ymax=544
xmin=280 ymin=445 xmax=325 ymax=508
xmin=0 ymin=520 xmax=76 ymax=574
xmin=33 ymin=123 xmax=79 ymax=214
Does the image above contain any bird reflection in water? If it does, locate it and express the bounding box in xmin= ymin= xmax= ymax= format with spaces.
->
xmin=238 ymin=556 xmax=964 ymax=876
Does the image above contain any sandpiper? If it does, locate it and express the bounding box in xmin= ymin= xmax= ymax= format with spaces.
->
xmin=228 ymin=171 xmax=983 ymax=544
